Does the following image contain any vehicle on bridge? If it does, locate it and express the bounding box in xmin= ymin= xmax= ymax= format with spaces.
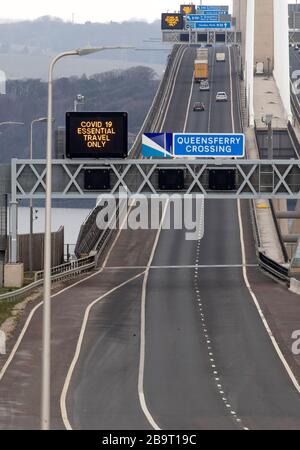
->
xmin=194 ymin=48 xmax=209 ymax=83
xmin=199 ymin=80 xmax=210 ymax=91
xmin=216 ymin=52 xmax=226 ymax=62
xmin=193 ymin=102 xmax=205 ymax=111
xmin=216 ymin=92 xmax=228 ymax=102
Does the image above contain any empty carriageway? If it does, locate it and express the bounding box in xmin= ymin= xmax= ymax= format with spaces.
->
xmin=65 ymin=45 xmax=300 ymax=430
xmin=2 ymin=45 xmax=300 ymax=431
xmin=142 ymin=45 xmax=300 ymax=430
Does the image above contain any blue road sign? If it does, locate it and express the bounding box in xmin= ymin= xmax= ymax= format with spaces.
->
xmin=186 ymin=14 xmax=221 ymax=21
xmin=197 ymin=9 xmax=228 ymax=15
xmin=196 ymin=5 xmax=229 ymax=12
xmin=189 ymin=21 xmax=231 ymax=29
xmin=142 ymin=133 xmax=173 ymax=158
xmin=173 ymin=134 xmax=245 ymax=158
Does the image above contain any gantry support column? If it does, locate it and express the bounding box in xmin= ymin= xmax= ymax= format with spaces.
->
xmin=273 ymin=0 xmax=292 ymax=121
xmin=233 ymin=0 xmax=292 ymax=124
xmin=245 ymin=0 xmax=255 ymax=126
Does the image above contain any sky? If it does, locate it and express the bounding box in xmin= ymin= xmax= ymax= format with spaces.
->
xmin=0 ymin=1 xmax=233 ymax=24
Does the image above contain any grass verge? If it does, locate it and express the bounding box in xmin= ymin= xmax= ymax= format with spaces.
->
xmin=0 ymin=299 xmax=21 ymax=327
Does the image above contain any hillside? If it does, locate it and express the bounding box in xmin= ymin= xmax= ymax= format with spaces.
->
xmin=0 ymin=17 xmax=169 ymax=80
xmin=0 ymin=66 xmax=160 ymax=162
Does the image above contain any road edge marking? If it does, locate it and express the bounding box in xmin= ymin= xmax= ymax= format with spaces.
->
xmin=183 ymin=72 xmax=195 ymax=132
xmin=161 ymin=47 xmax=188 ymax=130
xmin=237 ymin=199 xmax=300 ymax=395
xmin=138 ymin=201 xmax=169 ymax=431
xmin=228 ymin=45 xmax=235 ymax=132
xmin=0 ymin=208 xmax=128 ymax=384
xmin=208 ymin=46 xmax=216 ymax=133
xmin=60 ymin=271 xmax=146 ymax=430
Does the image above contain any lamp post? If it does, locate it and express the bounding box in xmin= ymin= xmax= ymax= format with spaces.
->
xmin=0 ymin=121 xmax=24 ymax=127
xmin=29 ymin=118 xmax=48 ymax=276
xmin=42 ymin=45 xmax=134 ymax=430
xmin=262 ymin=114 xmax=273 ymax=159
xmin=0 ymin=121 xmax=24 ymax=265
xmin=74 ymin=94 xmax=85 ymax=112
xmin=294 ymin=1 xmax=298 ymax=36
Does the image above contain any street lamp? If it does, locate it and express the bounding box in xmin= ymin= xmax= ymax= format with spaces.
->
xmin=42 ymin=45 xmax=134 ymax=431
xmin=74 ymin=94 xmax=85 ymax=112
xmin=262 ymin=114 xmax=273 ymax=159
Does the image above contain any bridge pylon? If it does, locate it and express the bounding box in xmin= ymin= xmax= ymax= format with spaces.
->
xmin=233 ymin=0 xmax=292 ymax=126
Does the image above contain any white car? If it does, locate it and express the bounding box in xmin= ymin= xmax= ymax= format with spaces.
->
xmin=199 ymin=81 xmax=210 ymax=91
xmin=216 ymin=92 xmax=228 ymax=102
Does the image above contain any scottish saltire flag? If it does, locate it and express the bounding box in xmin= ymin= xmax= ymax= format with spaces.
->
xmin=142 ymin=133 xmax=173 ymax=158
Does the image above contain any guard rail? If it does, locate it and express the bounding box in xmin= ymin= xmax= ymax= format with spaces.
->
xmin=0 ymin=255 xmax=96 ymax=303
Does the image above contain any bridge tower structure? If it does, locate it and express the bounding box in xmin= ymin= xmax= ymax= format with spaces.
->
xmin=233 ymin=0 xmax=292 ymax=126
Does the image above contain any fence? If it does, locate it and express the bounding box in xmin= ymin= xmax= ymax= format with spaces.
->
xmin=0 ymin=254 xmax=96 ymax=304
xmin=18 ymin=226 xmax=64 ymax=272
xmin=0 ymin=166 xmax=10 ymax=286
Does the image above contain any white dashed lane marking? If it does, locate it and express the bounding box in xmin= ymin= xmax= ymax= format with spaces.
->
xmin=194 ymin=234 xmax=249 ymax=430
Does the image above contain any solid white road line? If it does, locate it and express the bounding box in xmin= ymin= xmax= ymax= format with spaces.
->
xmin=0 ymin=269 xmax=103 ymax=384
xmin=228 ymin=46 xmax=235 ymax=133
xmin=160 ymin=47 xmax=188 ymax=131
xmin=0 ymin=46 xmax=190 ymax=429
xmin=0 ymin=205 xmax=129 ymax=387
xmin=237 ymin=199 xmax=300 ymax=395
xmin=60 ymin=270 xmax=146 ymax=430
xmin=229 ymin=42 xmax=300 ymax=394
xmin=183 ymin=72 xmax=196 ymax=133
xmin=138 ymin=201 xmax=169 ymax=431
xmin=62 ymin=46 xmax=189 ymax=430
xmin=103 ymin=264 xmax=259 ymax=270
xmin=208 ymin=47 xmax=216 ymax=133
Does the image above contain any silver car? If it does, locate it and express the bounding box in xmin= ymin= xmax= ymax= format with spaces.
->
xmin=199 ymin=81 xmax=210 ymax=91
xmin=216 ymin=92 xmax=228 ymax=102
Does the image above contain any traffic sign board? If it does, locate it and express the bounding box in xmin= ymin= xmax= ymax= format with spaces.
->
xmin=196 ymin=5 xmax=229 ymax=12
xmin=197 ymin=9 xmax=228 ymax=15
xmin=188 ymin=21 xmax=231 ymax=29
xmin=187 ymin=14 xmax=221 ymax=21
xmin=66 ymin=112 xmax=128 ymax=159
xmin=173 ymin=134 xmax=245 ymax=158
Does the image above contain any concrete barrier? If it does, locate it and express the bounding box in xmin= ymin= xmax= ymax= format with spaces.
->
xmin=289 ymin=278 xmax=300 ymax=295
xmin=0 ymin=330 xmax=6 ymax=355
xmin=4 ymin=263 xmax=24 ymax=289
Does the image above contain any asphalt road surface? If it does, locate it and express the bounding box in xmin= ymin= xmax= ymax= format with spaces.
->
xmin=1 ymin=46 xmax=300 ymax=430
xmin=67 ymin=46 xmax=300 ymax=430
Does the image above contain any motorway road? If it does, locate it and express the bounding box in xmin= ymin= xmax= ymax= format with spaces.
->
xmin=66 ymin=46 xmax=300 ymax=430
xmin=1 ymin=46 xmax=300 ymax=430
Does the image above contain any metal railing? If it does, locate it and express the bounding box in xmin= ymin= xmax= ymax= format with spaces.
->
xmin=34 ymin=254 xmax=96 ymax=282
xmin=290 ymin=80 xmax=300 ymax=125
xmin=258 ymin=251 xmax=290 ymax=284
xmin=0 ymin=255 xmax=96 ymax=303
xmin=131 ymin=44 xmax=185 ymax=157
xmin=287 ymin=120 xmax=300 ymax=158
xmin=0 ymin=45 xmax=188 ymax=302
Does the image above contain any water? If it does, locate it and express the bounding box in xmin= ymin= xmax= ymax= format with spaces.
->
xmin=15 ymin=207 xmax=92 ymax=256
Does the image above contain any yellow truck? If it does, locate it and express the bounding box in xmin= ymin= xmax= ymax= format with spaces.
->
xmin=194 ymin=60 xmax=208 ymax=83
